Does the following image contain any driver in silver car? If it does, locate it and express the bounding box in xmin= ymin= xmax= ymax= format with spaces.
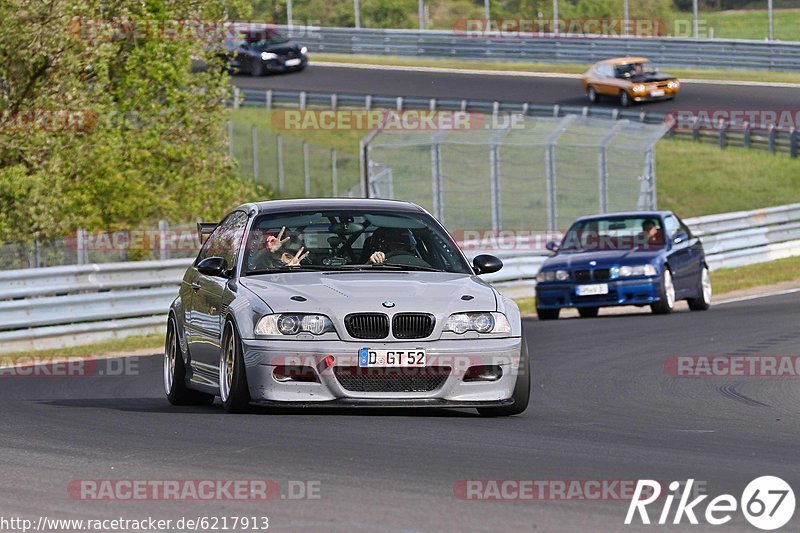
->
xmin=367 ymin=227 xmax=428 ymax=267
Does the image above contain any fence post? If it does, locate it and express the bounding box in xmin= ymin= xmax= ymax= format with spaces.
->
xmin=460 ymin=99 xmax=467 ymax=113
xmin=34 ymin=232 xmax=41 ymax=268
xmin=489 ymin=144 xmax=501 ymax=232
xmin=598 ymin=146 xmax=608 ymax=213
xmin=431 ymin=143 xmax=443 ymax=221
xmin=331 ymin=149 xmax=338 ymax=196
xmin=265 ymin=89 xmax=273 ymax=110
xmin=692 ymin=117 xmax=700 ymax=141
xmin=718 ymin=119 xmax=727 ymax=149
xmin=396 ymin=97 xmax=403 ymax=112
xmin=545 ymin=143 xmax=556 ymax=231
xmin=365 ymin=95 xmax=372 ymax=110
xmin=552 ymin=104 xmax=560 ymax=118
xmin=232 ymin=87 xmax=240 ymax=110
xmin=331 ymin=93 xmax=338 ymax=111
xmin=158 ymin=220 xmax=169 ymax=261
xmin=277 ymin=135 xmax=285 ymax=196
xmin=743 ymin=121 xmax=751 ymax=147
xmin=299 ymin=91 xmax=307 ymax=110
xmin=429 ymin=98 xmax=436 ymax=111
xmin=303 ymin=141 xmax=311 ymax=196
xmin=791 ymin=128 xmax=798 ymax=158
xmin=227 ymin=121 xmax=234 ymax=159
xmin=76 ymin=229 xmax=87 ymax=265
xmin=251 ymin=125 xmax=258 ymax=182
xmin=768 ymin=125 xmax=777 ymax=153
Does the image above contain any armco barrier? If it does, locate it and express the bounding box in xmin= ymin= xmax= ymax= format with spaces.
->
xmin=1 ymin=204 xmax=799 ymax=352
xmin=287 ymin=26 xmax=800 ymax=71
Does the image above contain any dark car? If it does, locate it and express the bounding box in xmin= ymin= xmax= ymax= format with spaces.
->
xmin=534 ymin=211 xmax=711 ymax=319
xmin=226 ymin=28 xmax=307 ymax=76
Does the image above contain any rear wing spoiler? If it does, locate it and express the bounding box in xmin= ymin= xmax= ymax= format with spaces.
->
xmin=197 ymin=222 xmax=217 ymax=245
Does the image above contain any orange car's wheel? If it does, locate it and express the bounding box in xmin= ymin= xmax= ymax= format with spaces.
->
xmin=620 ymin=90 xmax=631 ymax=107
xmin=587 ymin=86 xmax=598 ymax=104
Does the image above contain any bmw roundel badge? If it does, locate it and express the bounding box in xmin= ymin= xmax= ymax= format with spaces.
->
xmin=382 ymin=301 xmax=396 ymax=308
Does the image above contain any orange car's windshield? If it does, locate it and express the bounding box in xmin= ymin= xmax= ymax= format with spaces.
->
xmin=615 ymin=62 xmax=658 ymax=78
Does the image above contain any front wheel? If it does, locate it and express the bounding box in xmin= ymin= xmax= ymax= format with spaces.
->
xmin=620 ymin=90 xmax=631 ymax=107
xmin=220 ymin=321 xmax=252 ymax=413
xmin=587 ymin=86 xmax=598 ymax=104
xmin=164 ymin=316 xmax=215 ymax=406
xmin=478 ymin=336 xmax=531 ymax=417
xmin=687 ymin=266 xmax=712 ymax=311
xmin=250 ymin=60 xmax=265 ymax=77
xmin=650 ymin=269 xmax=675 ymax=315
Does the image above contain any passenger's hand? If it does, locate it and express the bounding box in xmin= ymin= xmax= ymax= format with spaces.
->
xmin=282 ymin=246 xmax=309 ymax=266
xmin=369 ymin=251 xmax=386 ymax=264
xmin=266 ymin=226 xmax=290 ymax=253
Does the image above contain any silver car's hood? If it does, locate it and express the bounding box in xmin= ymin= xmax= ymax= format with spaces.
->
xmin=239 ymin=271 xmax=498 ymax=315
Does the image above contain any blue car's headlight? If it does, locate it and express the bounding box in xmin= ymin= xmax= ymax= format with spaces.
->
xmin=445 ymin=312 xmax=511 ymax=334
xmin=536 ymin=269 xmax=569 ymax=282
xmin=617 ymin=264 xmax=657 ymax=277
xmin=256 ymin=314 xmax=335 ymax=336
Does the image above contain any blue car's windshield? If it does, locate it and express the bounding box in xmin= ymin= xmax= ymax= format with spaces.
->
xmin=243 ymin=210 xmax=472 ymax=274
xmin=559 ymin=216 xmax=665 ymax=252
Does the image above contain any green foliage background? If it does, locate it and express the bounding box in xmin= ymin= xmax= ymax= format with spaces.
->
xmin=0 ymin=0 xmax=266 ymax=244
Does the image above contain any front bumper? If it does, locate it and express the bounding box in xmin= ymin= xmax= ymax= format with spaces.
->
xmin=536 ymin=277 xmax=660 ymax=308
xmin=263 ymin=56 xmax=307 ymax=71
xmin=240 ymin=337 xmax=522 ymax=404
xmin=631 ymin=87 xmax=679 ymax=102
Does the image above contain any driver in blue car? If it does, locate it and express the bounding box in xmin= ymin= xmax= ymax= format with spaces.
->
xmin=639 ymin=219 xmax=664 ymax=246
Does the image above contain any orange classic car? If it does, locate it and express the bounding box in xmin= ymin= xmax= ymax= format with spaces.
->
xmin=580 ymin=57 xmax=680 ymax=107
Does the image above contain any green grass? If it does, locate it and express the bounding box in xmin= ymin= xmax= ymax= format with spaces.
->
xmin=310 ymin=51 xmax=800 ymax=84
xmin=695 ymin=8 xmax=800 ymax=41
xmin=656 ymin=139 xmax=800 ymax=218
xmin=2 ymin=333 xmax=164 ymax=362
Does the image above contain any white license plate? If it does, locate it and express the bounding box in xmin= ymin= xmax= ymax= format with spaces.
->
xmin=576 ymin=284 xmax=609 ymax=296
xmin=650 ymin=89 xmax=665 ymax=97
xmin=358 ymin=349 xmax=426 ymax=368
xmin=285 ymin=58 xmax=302 ymax=67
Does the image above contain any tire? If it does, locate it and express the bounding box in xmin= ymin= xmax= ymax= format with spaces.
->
xmin=164 ymin=316 xmax=215 ymax=406
xmin=220 ymin=321 xmax=252 ymax=413
xmin=650 ymin=268 xmax=676 ymax=315
xmin=250 ymin=60 xmax=264 ymax=77
xmin=587 ymin=86 xmax=598 ymax=104
xmin=578 ymin=307 xmax=599 ymax=318
xmin=687 ymin=266 xmax=712 ymax=311
xmin=620 ymin=90 xmax=631 ymax=107
xmin=478 ymin=336 xmax=531 ymax=417
xmin=536 ymin=307 xmax=560 ymax=320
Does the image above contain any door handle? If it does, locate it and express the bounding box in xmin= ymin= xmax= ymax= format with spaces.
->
xmin=191 ymin=282 xmax=201 ymax=291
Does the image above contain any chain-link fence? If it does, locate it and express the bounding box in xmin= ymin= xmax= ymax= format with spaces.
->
xmin=227 ymin=120 xmax=361 ymax=197
xmin=363 ymin=114 xmax=668 ymax=233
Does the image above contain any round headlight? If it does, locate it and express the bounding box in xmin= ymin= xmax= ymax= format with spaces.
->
xmin=556 ymin=269 xmax=569 ymax=281
xmin=261 ymin=51 xmax=278 ymax=61
xmin=300 ymin=46 xmax=308 ymax=55
xmin=619 ymin=266 xmax=633 ymax=277
xmin=277 ymin=315 xmax=301 ymax=335
xmin=301 ymin=315 xmax=326 ymax=335
xmin=632 ymin=84 xmax=645 ymax=93
xmin=471 ymin=313 xmax=495 ymax=334
xmin=447 ymin=314 xmax=471 ymax=334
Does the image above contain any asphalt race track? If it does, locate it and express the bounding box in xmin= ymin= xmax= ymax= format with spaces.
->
xmin=232 ymin=64 xmax=800 ymax=112
xmin=2 ymin=292 xmax=798 ymax=531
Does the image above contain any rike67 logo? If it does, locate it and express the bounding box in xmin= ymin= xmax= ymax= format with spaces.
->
xmin=625 ymin=477 xmax=795 ymax=530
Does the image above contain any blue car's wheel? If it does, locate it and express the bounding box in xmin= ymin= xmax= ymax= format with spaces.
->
xmin=651 ymin=269 xmax=675 ymax=315
xmin=687 ymin=267 xmax=711 ymax=311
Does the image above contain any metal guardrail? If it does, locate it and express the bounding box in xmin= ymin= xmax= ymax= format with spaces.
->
xmin=288 ymin=26 xmax=800 ymax=71
xmin=1 ymin=203 xmax=799 ymax=353
xmin=234 ymin=87 xmax=800 ymax=157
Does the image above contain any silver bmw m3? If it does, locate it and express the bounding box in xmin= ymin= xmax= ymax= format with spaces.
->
xmin=164 ymin=198 xmax=529 ymax=416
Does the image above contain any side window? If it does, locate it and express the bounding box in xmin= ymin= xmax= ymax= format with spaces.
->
xmin=195 ymin=211 xmax=249 ymax=270
xmin=663 ymin=215 xmax=680 ymax=239
xmin=676 ymin=217 xmax=693 ymax=238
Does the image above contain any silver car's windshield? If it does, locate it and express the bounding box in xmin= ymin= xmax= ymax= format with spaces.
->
xmin=243 ymin=210 xmax=472 ymax=275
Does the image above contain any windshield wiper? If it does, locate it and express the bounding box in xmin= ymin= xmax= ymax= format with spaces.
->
xmin=333 ymin=263 xmax=444 ymax=272
xmin=246 ymin=265 xmax=333 ymax=275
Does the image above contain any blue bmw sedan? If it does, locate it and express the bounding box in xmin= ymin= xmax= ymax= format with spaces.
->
xmin=534 ymin=211 xmax=711 ymax=319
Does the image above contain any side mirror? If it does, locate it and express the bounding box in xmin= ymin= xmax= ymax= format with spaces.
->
xmin=473 ymin=254 xmax=503 ymax=275
xmin=545 ymin=240 xmax=559 ymax=252
xmin=673 ymin=232 xmax=688 ymax=245
xmin=197 ymin=256 xmax=228 ymax=277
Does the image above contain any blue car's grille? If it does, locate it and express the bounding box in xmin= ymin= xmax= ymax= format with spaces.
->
xmin=573 ymin=268 xmax=611 ymax=281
